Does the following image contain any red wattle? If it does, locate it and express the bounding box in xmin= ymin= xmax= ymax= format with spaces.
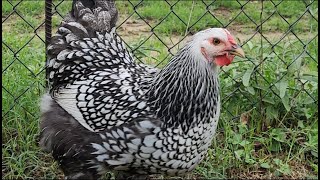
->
xmin=215 ymin=55 xmax=234 ymax=66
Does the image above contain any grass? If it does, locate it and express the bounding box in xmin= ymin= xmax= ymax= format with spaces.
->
xmin=2 ymin=0 xmax=318 ymax=179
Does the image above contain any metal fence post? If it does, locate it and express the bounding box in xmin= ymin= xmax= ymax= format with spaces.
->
xmin=45 ymin=0 xmax=52 ymax=82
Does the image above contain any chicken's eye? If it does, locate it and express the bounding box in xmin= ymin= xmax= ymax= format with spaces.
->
xmin=213 ymin=38 xmax=220 ymax=45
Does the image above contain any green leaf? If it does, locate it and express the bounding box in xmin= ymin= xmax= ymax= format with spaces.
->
xmin=303 ymin=108 xmax=313 ymax=119
xmin=288 ymin=55 xmax=303 ymax=73
xmin=300 ymin=75 xmax=318 ymax=83
xmin=274 ymin=134 xmax=286 ymax=143
xmin=266 ymin=106 xmax=279 ymax=119
xmin=262 ymin=96 xmax=275 ymax=104
xmin=273 ymin=158 xmax=282 ymax=166
xmin=238 ymin=123 xmax=248 ymax=134
xmin=239 ymin=140 xmax=250 ymax=147
xmin=234 ymin=150 xmax=244 ymax=160
xmin=276 ymin=79 xmax=288 ymax=98
xmin=281 ymin=95 xmax=291 ymax=111
xmin=270 ymin=141 xmax=281 ymax=152
xmin=311 ymin=151 xmax=318 ymax=158
xmin=270 ymin=128 xmax=287 ymax=143
xmin=302 ymin=96 xmax=316 ymax=105
xmin=298 ymin=121 xmax=305 ymax=128
xmin=309 ymin=7 xmax=318 ymax=17
xmin=302 ymin=71 xmax=318 ymax=76
xmin=252 ymin=84 xmax=268 ymax=91
xmin=245 ymin=158 xmax=256 ymax=164
xmin=231 ymin=134 xmax=242 ymax=145
xmin=280 ymin=163 xmax=291 ymax=175
xmin=247 ymin=41 xmax=254 ymax=50
xmin=310 ymin=163 xmax=318 ymax=173
xmin=260 ymin=162 xmax=271 ymax=169
xmin=242 ymin=68 xmax=254 ymax=87
xmin=284 ymin=41 xmax=291 ymax=49
xmin=266 ymin=53 xmax=276 ymax=59
xmin=274 ymin=170 xmax=282 ymax=177
xmin=245 ymin=86 xmax=255 ymax=95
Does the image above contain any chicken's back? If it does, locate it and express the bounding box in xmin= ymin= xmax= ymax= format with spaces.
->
xmin=45 ymin=0 xmax=158 ymax=132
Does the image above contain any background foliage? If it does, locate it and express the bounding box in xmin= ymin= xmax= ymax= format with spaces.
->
xmin=2 ymin=0 xmax=318 ymax=179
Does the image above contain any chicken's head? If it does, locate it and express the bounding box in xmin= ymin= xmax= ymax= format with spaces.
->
xmin=192 ymin=28 xmax=245 ymax=66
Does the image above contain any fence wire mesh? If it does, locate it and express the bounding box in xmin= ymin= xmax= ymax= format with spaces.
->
xmin=2 ymin=0 xmax=318 ymax=129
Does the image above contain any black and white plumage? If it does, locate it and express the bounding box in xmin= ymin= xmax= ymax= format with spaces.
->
xmin=39 ymin=0 xmax=245 ymax=179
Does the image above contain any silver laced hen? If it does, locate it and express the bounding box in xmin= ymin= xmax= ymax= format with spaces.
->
xmin=39 ymin=0 xmax=245 ymax=179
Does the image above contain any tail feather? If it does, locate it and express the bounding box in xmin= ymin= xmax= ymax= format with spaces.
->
xmin=70 ymin=0 xmax=118 ymax=33
xmin=47 ymin=0 xmax=118 ymax=55
xmin=46 ymin=0 xmax=119 ymax=90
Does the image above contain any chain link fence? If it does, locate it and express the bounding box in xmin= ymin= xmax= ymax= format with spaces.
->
xmin=3 ymin=0 xmax=318 ymax=129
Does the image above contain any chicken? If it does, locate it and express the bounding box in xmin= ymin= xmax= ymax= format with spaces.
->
xmin=39 ymin=0 xmax=245 ymax=179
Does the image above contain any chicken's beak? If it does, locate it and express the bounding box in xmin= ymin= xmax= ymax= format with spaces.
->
xmin=229 ymin=45 xmax=245 ymax=58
